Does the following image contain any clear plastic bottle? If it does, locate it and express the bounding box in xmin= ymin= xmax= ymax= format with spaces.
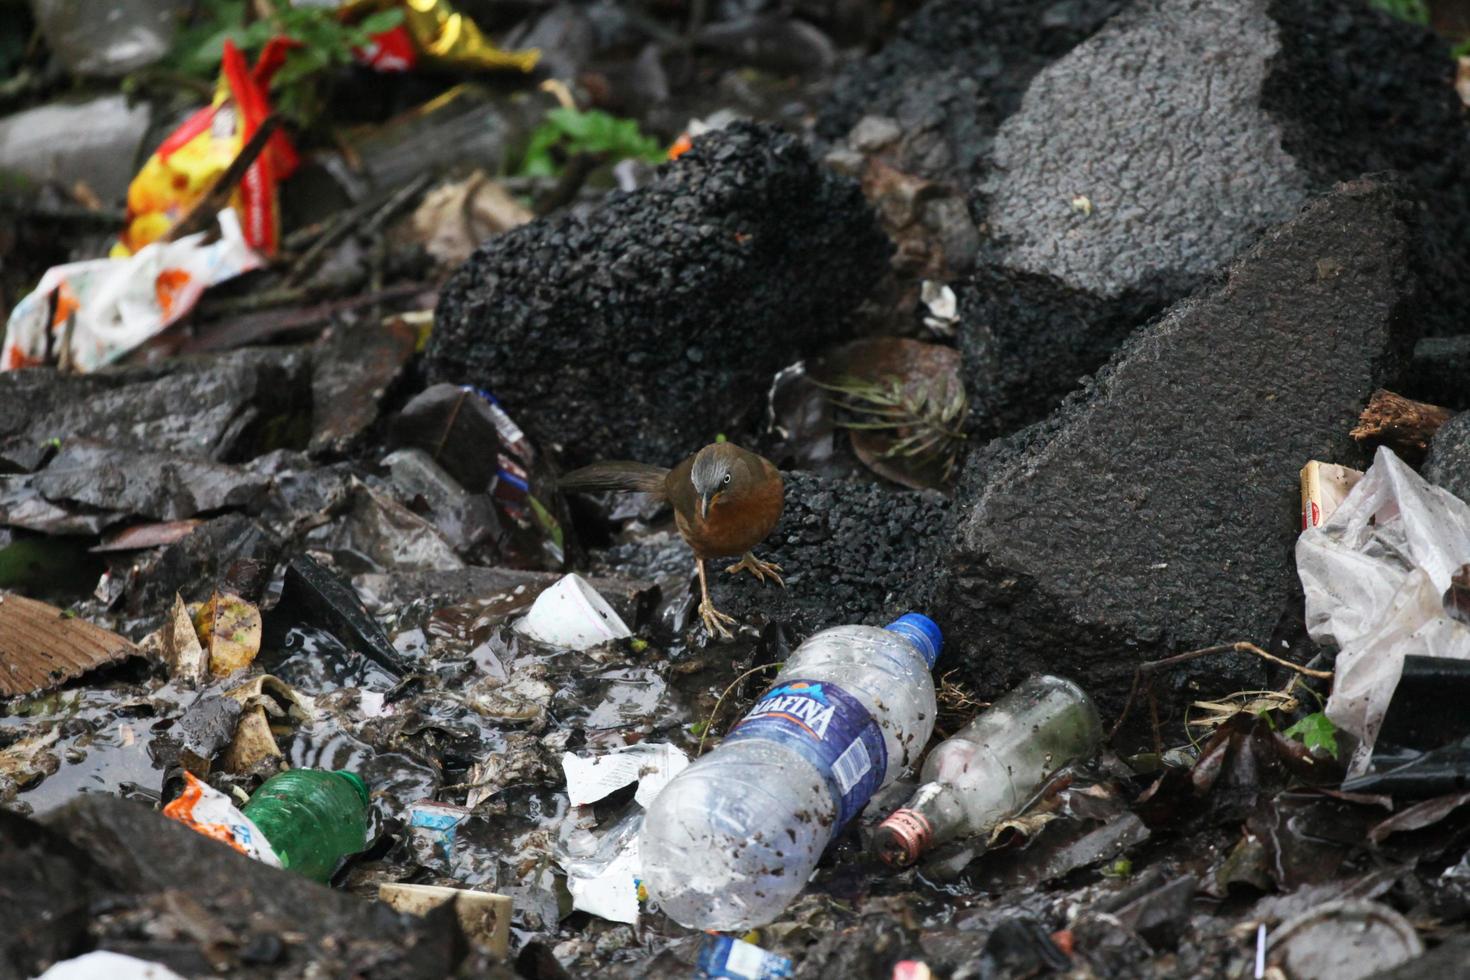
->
xmin=874 ymin=675 xmax=1102 ymax=867
xmin=640 ymin=613 xmax=942 ymax=930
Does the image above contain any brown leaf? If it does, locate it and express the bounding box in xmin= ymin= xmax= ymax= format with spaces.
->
xmin=1369 ymin=792 xmax=1470 ymax=846
xmin=191 ymin=592 xmax=262 ymax=678
xmin=90 ymin=520 xmax=203 ymax=553
xmin=155 ymin=593 xmax=208 ymax=686
xmin=0 ymin=592 xmax=138 ymax=696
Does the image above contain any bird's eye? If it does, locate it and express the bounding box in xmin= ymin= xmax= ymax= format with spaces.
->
xmin=722 ymin=473 xmax=732 ymax=485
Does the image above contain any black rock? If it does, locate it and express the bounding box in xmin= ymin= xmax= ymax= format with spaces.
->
xmin=426 ymin=122 xmax=891 ymax=467
xmin=122 ymin=514 xmax=283 ymax=617
xmin=309 ymin=316 xmax=417 ymax=457
xmin=176 ymin=695 xmax=244 ymax=760
xmin=939 ymin=180 xmax=1413 ymax=722
xmin=961 ymin=0 xmax=1470 ymax=438
xmin=816 ymin=0 xmax=1123 ymax=182
xmin=715 ymin=471 xmax=949 ymax=637
xmin=27 ymin=795 xmax=479 ymax=978
xmin=0 ymin=348 xmax=311 ymax=470
xmin=1424 ymin=411 xmax=1470 ymax=506
xmin=1404 ymin=336 xmax=1470 ymax=412
xmin=268 ymin=554 xmax=409 ymax=678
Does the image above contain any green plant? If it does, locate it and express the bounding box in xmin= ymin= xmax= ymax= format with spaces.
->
xmin=1283 ymin=711 xmax=1340 ymax=759
xmin=516 ymin=107 xmax=665 ymax=178
xmin=161 ymin=0 xmax=402 ymax=126
xmin=1370 ymin=0 xmax=1430 ymax=25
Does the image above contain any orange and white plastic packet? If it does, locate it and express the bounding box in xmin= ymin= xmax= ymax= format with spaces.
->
xmin=163 ymin=771 xmax=283 ymax=867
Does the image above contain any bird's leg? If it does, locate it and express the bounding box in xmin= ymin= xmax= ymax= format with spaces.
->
xmin=724 ymin=551 xmax=785 ymax=588
xmin=696 ymin=558 xmax=737 ymax=639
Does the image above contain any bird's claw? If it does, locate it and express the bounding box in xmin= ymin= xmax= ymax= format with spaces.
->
xmin=698 ymin=598 xmax=738 ymax=640
xmin=725 ymin=553 xmax=785 ymax=588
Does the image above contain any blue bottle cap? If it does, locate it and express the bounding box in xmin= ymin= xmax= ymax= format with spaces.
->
xmin=885 ymin=613 xmax=942 ymax=667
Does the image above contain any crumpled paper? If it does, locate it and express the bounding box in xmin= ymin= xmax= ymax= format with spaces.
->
xmin=556 ymin=743 xmax=688 ymax=923
xmin=1297 ymin=446 xmax=1470 ymax=773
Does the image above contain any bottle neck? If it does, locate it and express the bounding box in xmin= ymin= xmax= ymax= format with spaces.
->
xmin=876 ymin=782 xmax=967 ymax=866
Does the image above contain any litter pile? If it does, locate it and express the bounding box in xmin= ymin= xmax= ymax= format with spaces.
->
xmin=5 ymin=0 xmax=1470 ymax=978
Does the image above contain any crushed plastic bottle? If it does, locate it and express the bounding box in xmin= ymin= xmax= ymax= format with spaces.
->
xmin=240 ymin=769 xmax=371 ymax=882
xmin=874 ymin=675 xmax=1102 ymax=867
xmin=640 ymin=613 xmax=942 ymax=930
xmin=30 ymin=0 xmax=183 ymax=77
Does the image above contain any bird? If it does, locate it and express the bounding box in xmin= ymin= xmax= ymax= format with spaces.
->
xmin=557 ymin=442 xmax=785 ymax=639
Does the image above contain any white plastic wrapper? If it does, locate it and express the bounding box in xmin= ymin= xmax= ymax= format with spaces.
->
xmin=1296 ymin=446 xmax=1470 ymax=773
xmin=34 ymin=950 xmax=188 ymax=980
xmin=2 ymin=210 xmax=261 ymax=373
xmin=561 ymin=742 xmax=688 ymax=809
xmin=556 ymin=744 xmax=689 ymax=923
xmin=161 ymin=771 xmax=282 ymax=868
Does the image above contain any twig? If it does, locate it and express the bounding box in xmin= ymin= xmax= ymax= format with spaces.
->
xmin=1109 ymin=641 xmax=1333 ymax=742
xmin=697 ymin=661 xmax=782 ymax=756
xmin=288 ymin=171 xmax=434 ymax=285
xmin=165 ymin=115 xmax=281 ymax=244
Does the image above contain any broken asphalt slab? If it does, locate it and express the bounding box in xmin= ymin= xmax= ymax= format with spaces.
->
xmin=940 ymin=179 xmax=1413 ymax=721
xmin=426 ymin=122 xmax=891 ymax=467
xmin=961 ymin=0 xmax=1470 ymax=438
xmin=0 ymin=795 xmax=492 ymax=978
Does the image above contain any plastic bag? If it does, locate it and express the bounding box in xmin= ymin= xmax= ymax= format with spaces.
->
xmin=2 ymin=209 xmax=262 ymax=372
xmin=116 ymin=38 xmax=298 ymax=258
xmin=1297 ymin=446 xmax=1470 ymax=773
xmin=163 ymin=771 xmax=283 ymax=867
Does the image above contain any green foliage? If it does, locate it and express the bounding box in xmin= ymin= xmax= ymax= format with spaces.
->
xmin=1283 ymin=711 xmax=1340 ymax=759
xmin=161 ymin=0 xmax=402 ymax=126
xmin=1370 ymin=0 xmax=1430 ymax=25
xmin=516 ymin=107 xmax=665 ymax=178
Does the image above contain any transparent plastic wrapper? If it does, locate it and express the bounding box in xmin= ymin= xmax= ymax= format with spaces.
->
xmin=1296 ymin=446 xmax=1470 ymax=773
xmin=2 ymin=209 xmax=261 ymax=372
xmin=30 ymin=0 xmax=183 ymax=77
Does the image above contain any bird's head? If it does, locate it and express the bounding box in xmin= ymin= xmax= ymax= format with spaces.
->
xmin=690 ymin=443 xmax=740 ymax=519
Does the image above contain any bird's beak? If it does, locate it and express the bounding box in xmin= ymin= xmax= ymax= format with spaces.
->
xmin=699 ymin=491 xmax=714 ymax=519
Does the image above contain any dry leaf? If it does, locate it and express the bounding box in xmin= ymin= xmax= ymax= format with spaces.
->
xmin=157 ymin=593 xmax=208 ymax=687
xmin=0 ymin=592 xmax=137 ymax=696
xmin=90 ymin=519 xmax=202 ymax=553
xmin=191 ymin=592 xmax=262 ymax=678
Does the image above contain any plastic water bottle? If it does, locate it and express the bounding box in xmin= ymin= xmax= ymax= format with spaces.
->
xmin=640 ymin=613 xmax=942 ymax=930
xmin=241 ymin=769 xmax=371 ymax=882
xmin=873 ymin=675 xmax=1102 ymax=867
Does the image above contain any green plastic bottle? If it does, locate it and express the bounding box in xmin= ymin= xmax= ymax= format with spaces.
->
xmin=241 ymin=769 xmax=370 ymax=882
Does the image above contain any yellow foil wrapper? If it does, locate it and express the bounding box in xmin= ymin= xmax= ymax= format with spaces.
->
xmin=349 ymin=0 xmax=540 ymax=72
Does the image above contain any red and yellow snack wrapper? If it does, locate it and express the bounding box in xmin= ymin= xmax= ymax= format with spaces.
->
xmin=115 ymin=39 xmax=299 ymax=258
xmin=348 ymin=0 xmax=539 ymax=73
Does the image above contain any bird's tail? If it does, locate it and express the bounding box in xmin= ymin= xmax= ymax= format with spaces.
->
xmin=556 ymin=461 xmax=668 ymax=497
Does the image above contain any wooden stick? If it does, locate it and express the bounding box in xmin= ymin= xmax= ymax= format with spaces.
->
xmin=164 ymin=115 xmax=282 ymax=244
xmin=1108 ymin=641 xmax=1333 ymax=742
xmin=1350 ymin=388 xmax=1455 ymax=462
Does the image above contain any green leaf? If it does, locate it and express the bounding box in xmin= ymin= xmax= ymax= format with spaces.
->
xmin=358 ymin=9 xmax=406 ymax=35
xmin=1283 ymin=712 xmax=1340 ymax=759
xmin=1370 ymin=0 xmax=1429 ymax=24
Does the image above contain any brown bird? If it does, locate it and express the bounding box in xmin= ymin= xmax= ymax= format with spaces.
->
xmin=558 ymin=442 xmax=785 ymax=639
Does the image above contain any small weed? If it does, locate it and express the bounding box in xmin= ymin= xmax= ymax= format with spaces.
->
xmin=515 ymin=107 xmax=665 ymax=179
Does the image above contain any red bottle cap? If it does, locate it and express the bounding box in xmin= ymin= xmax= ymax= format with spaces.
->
xmin=875 ymin=807 xmax=933 ymax=867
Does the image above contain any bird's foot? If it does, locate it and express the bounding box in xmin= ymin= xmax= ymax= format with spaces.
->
xmin=698 ymin=597 xmax=738 ymax=640
xmin=725 ymin=552 xmax=785 ymax=588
